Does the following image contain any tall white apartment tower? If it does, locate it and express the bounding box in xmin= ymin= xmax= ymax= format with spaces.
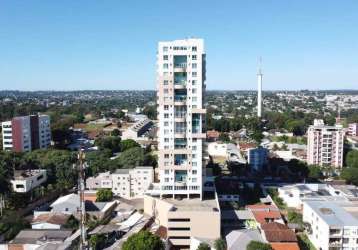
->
xmin=157 ymin=38 xmax=206 ymax=199
xmin=257 ymin=59 xmax=263 ymax=118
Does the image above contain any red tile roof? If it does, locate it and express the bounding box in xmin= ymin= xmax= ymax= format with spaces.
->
xmin=246 ymin=204 xmax=282 ymax=225
xmin=270 ymin=243 xmax=300 ymax=250
xmin=239 ymin=142 xmax=257 ymax=151
xmin=32 ymin=213 xmax=70 ymax=225
xmin=262 ymin=222 xmax=298 ymax=242
xmin=207 ymin=130 xmax=220 ymax=138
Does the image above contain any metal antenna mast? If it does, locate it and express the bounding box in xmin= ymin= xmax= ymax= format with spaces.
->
xmin=257 ymin=56 xmax=263 ymax=118
xmin=78 ymin=149 xmax=87 ymax=249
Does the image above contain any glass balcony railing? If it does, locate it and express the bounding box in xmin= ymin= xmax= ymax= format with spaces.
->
xmin=175 ymin=170 xmax=187 ymax=182
xmin=175 ymin=128 xmax=186 ymax=134
xmin=175 ymin=144 xmax=187 ymax=149
xmin=174 ymin=63 xmax=187 ymax=68
xmin=175 ymin=159 xmax=188 ymax=166
xmin=174 ymin=56 xmax=187 ymax=69
xmin=174 ymin=72 xmax=187 ymax=85
xmin=174 ymin=95 xmax=187 ymax=102
xmin=174 ymin=155 xmax=187 ymax=166
xmin=192 ymin=127 xmax=201 ymax=133
xmin=175 ymin=139 xmax=187 ymax=149
xmin=174 ymin=80 xmax=186 ymax=86
xmin=175 ymin=112 xmax=186 ymax=118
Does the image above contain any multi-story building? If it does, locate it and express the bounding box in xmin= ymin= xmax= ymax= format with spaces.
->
xmin=145 ymin=39 xmax=221 ymax=249
xmin=86 ymin=167 xmax=154 ymax=199
xmin=307 ymin=119 xmax=345 ymax=168
xmin=348 ymin=123 xmax=358 ymax=136
xmin=1 ymin=114 xmax=51 ymax=152
xmin=112 ymin=167 xmax=154 ymax=198
xmin=11 ymin=169 xmax=47 ymax=193
xmin=303 ymin=199 xmax=358 ymax=250
xmin=247 ymin=147 xmax=268 ymax=172
xmin=156 ymin=38 xmax=206 ymax=199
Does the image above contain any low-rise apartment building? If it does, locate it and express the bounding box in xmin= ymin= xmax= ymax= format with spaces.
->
xmin=11 ymin=169 xmax=47 ymax=193
xmin=121 ymin=118 xmax=153 ymax=140
xmin=278 ymin=183 xmax=358 ymax=209
xmin=86 ymin=167 xmax=154 ymax=198
xmin=303 ymin=199 xmax=358 ymax=250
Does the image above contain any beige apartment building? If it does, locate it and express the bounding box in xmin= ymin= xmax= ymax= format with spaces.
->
xmin=307 ymin=119 xmax=345 ymax=168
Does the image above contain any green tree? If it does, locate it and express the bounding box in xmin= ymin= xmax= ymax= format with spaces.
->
xmin=0 ymin=211 xmax=30 ymax=241
xmin=308 ymin=165 xmax=323 ymax=180
xmin=142 ymin=105 xmax=157 ymax=120
xmin=120 ymin=139 xmax=140 ymax=152
xmin=0 ymin=152 xmax=20 ymax=194
xmin=85 ymin=149 xmax=112 ymax=176
xmin=219 ymin=133 xmax=230 ymax=142
xmin=246 ymin=241 xmax=272 ymax=250
xmin=24 ymin=149 xmax=77 ymax=189
xmin=144 ymin=153 xmax=158 ymax=168
xmin=122 ymin=230 xmax=164 ymax=250
xmin=113 ymin=147 xmax=145 ymax=168
xmin=297 ymin=233 xmax=317 ymax=250
xmin=346 ymin=150 xmax=358 ymax=168
xmin=287 ymin=210 xmax=303 ymax=225
xmin=111 ymin=129 xmax=120 ymax=137
xmin=64 ymin=215 xmax=79 ymax=230
xmin=267 ymin=188 xmax=286 ymax=209
xmin=341 ymin=167 xmax=358 ymax=185
xmin=116 ymin=110 xmax=125 ymax=119
xmin=197 ymin=243 xmax=211 ymax=250
xmin=51 ymin=115 xmax=76 ymax=147
xmin=214 ymin=238 xmax=227 ymax=250
xmin=95 ymin=136 xmax=121 ymax=153
xmin=96 ymin=189 xmax=113 ymax=202
xmin=285 ymin=119 xmax=305 ymax=136
xmin=89 ymin=234 xmax=106 ymax=250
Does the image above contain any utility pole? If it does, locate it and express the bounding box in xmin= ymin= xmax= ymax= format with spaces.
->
xmin=0 ymin=195 xmax=5 ymax=217
xmin=78 ymin=149 xmax=87 ymax=250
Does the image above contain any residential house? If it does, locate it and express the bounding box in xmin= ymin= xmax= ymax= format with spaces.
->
xmin=31 ymin=213 xmax=70 ymax=230
xmin=11 ymin=169 xmax=47 ymax=193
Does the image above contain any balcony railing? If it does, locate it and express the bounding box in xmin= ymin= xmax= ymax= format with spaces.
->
xmin=174 ymin=80 xmax=186 ymax=86
xmin=175 ymin=112 xmax=186 ymax=118
xmin=192 ymin=126 xmax=201 ymax=134
xmin=329 ymin=240 xmax=342 ymax=247
xmin=174 ymin=63 xmax=187 ymax=68
xmin=174 ymin=185 xmax=188 ymax=190
xmin=175 ymin=159 xmax=187 ymax=166
xmin=175 ymin=128 xmax=186 ymax=134
xmin=174 ymin=95 xmax=187 ymax=102
xmin=329 ymin=230 xmax=342 ymax=236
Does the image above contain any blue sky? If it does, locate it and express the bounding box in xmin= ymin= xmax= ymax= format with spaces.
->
xmin=0 ymin=0 xmax=357 ymax=90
